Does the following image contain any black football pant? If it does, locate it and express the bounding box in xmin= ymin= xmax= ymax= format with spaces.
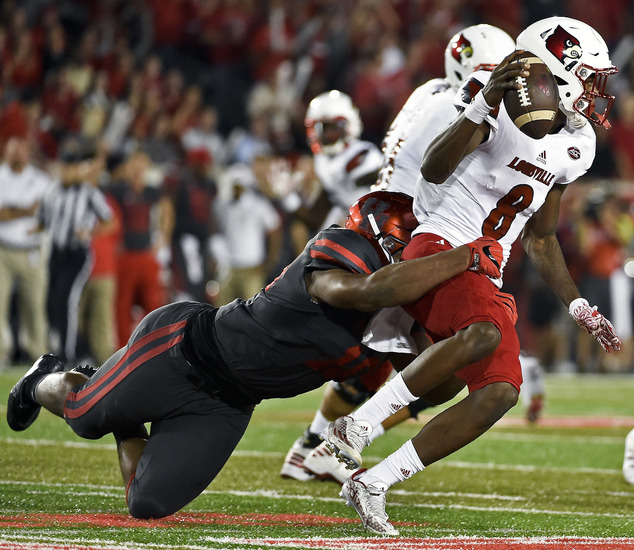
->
xmin=64 ymin=301 xmax=253 ymax=518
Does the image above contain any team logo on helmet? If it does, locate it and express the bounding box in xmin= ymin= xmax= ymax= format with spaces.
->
xmin=356 ymin=197 xmax=390 ymax=236
xmin=544 ymin=25 xmax=582 ymax=71
xmin=450 ymin=34 xmax=474 ymax=63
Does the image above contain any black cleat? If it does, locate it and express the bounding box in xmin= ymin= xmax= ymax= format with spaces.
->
xmin=7 ymin=354 xmax=64 ymax=431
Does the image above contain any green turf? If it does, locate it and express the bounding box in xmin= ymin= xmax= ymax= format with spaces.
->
xmin=1 ymin=368 xmax=634 ymax=548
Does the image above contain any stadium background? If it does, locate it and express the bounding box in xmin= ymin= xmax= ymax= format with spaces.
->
xmin=0 ymin=0 xmax=632 ymax=374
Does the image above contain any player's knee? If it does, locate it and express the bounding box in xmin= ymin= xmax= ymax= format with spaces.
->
xmin=460 ymin=322 xmax=501 ymax=362
xmin=127 ymin=489 xmax=174 ymax=520
xmin=472 ymin=383 xmax=519 ymax=426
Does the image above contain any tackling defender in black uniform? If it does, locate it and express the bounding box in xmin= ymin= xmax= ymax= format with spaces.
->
xmin=7 ymin=190 xmax=503 ymax=520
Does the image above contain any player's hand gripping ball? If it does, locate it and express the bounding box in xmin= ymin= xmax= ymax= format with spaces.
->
xmin=503 ymin=51 xmax=559 ymax=139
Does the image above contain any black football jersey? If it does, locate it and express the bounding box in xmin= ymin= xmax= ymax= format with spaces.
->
xmin=186 ymin=226 xmax=393 ymax=403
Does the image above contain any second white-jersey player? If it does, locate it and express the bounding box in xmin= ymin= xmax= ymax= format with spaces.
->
xmin=376 ymin=24 xmax=516 ymax=196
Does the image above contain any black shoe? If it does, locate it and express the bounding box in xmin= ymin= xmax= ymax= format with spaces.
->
xmin=7 ymin=354 xmax=64 ymax=431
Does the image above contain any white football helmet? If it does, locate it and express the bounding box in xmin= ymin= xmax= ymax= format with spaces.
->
xmin=305 ymin=90 xmax=363 ymax=156
xmin=444 ymin=24 xmax=516 ymax=90
xmin=516 ymin=17 xmax=617 ymax=129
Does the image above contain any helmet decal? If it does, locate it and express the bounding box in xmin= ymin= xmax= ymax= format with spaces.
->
xmin=544 ymin=25 xmax=582 ymax=71
xmin=356 ymin=197 xmax=391 ymax=237
xmin=444 ymin=24 xmax=515 ymax=89
xmin=450 ymin=34 xmax=473 ymax=64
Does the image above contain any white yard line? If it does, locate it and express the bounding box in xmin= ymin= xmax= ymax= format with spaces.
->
xmin=1 ymin=435 xmax=624 ymax=477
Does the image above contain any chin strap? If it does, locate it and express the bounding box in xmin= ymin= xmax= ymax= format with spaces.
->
xmin=570 ymin=112 xmax=587 ymax=129
xmin=367 ymin=213 xmax=394 ymax=264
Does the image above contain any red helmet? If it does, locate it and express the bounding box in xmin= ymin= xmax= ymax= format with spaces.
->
xmin=345 ymin=191 xmax=417 ymax=263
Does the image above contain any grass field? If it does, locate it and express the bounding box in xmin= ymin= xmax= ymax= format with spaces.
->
xmin=1 ymin=366 xmax=634 ymax=549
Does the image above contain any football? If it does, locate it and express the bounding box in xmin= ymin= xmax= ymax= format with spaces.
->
xmin=503 ymin=50 xmax=559 ymax=139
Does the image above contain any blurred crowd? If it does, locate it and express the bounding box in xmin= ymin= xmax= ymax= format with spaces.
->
xmin=0 ymin=0 xmax=633 ymax=373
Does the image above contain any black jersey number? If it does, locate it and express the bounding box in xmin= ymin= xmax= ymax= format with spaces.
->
xmin=482 ymin=184 xmax=534 ymax=239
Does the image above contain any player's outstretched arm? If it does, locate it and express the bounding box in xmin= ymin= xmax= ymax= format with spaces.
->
xmin=307 ymin=237 xmax=502 ymax=311
xmin=521 ymin=186 xmax=621 ymax=353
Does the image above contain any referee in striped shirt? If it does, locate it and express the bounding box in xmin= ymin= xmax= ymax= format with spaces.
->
xmin=39 ymin=150 xmax=113 ymax=364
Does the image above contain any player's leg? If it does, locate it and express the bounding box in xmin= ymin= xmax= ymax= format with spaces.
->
xmin=519 ymin=352 xmax=545 ymax=423
xmin=322 ymin=319 xmax=500 ymax=470
xmin=16 ymin=247 xmax=49 ymax=363
xmin=339 ymin=380 xmax=518 ymax=536
xmin=126 ymin=400 xmax=252 ymax=519
xmin=0 ymin=253 xmax=16 ymax=366
xmin=115 ymin=252 xmax=137 ymax=347
xmin=623 ymin=428 xmax=634 ymax=485
xmin=333 ymin=309 xmax=520 ymax=534
xmin=281 ymin=381 xmax=361 ymax=482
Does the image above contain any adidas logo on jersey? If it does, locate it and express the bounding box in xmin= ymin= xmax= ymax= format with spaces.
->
xmin=390 ymin=402 xmax=402 ymax=412
xmin=536 ymin=151 xmax=547 ymax=165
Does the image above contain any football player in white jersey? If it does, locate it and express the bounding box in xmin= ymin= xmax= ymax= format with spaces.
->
xmin=377 ymin=24 xmax=515 ymax=195
xmin=321 ymin=17 xmax=622 ymax=535
xmin=279 ymin=90 xmax=383 ymax=231
xmin=280 ymin=25 xmax=520 ymax=485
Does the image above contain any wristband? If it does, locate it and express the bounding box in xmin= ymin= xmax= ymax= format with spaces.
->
xmin=464 ymin=91 xmax=493 ymax=124
xmin=568 ymin=297 xmax=588 ymax=316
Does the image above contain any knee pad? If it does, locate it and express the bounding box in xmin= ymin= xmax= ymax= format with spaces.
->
xmin=330 ymin=379 xmax=373 ymax=406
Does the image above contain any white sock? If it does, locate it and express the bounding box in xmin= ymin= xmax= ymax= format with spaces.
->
xmin=359 ymin=440 xmax=425 ymax=488
xmin=351 ymin=372 xmax=416 ymax=429
xmin=309 ymin=409 xmax=331 ymax=435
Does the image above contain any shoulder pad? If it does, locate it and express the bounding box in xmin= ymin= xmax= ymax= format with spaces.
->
xmin=307 ymin=227 xmax=384 ymax=274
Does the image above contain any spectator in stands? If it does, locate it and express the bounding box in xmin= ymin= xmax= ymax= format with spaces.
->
xmin=226 ymin=112 xmax=274 ymax=166
xmin=611 ymin=93 xmax=634 ymax=180
xmin=181 ymin=105 xmax=228 ymax=176
xmin=0 ymin=137 xmax=52 ymax=367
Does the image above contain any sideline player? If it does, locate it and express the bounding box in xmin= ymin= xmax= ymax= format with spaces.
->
xmin=278 ymin=90 xmax=383 ymax=232
xmin=6 ymin=191 xmax=502 ymax=520
xmin=280 ymin=24 xmax=517 ymax=484
xmin=322 ymin=17 xmax=622 ymax=535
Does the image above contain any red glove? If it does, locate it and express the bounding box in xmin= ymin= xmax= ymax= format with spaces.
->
xmin=569 ymin=298 xmax=622 ymax=353
xmin=466 ymin=236 xmax=503 ymax=278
